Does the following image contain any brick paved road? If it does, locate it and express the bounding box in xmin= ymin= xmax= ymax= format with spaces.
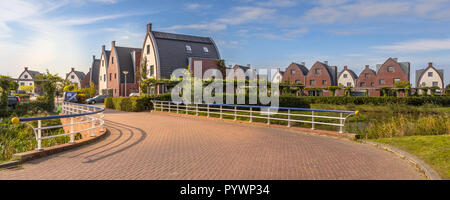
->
xmin=0 ymin=109 xmax=425 ymax=180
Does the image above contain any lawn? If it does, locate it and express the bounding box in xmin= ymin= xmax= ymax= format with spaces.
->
xmin=372 ymin=135 xmax=450 ymax=180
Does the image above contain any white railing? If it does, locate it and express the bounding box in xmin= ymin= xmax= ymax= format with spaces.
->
xmin=152 ymin=100 xmax=358 ymax=133
xmin=16 ymin=102 xmax=105 ymax=151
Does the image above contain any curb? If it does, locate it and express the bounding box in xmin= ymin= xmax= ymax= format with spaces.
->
xmin=0 ymin=129 xmax=109 ymax=168
xmin=362 ymin=140 xmax=441 ymax=180
xmin=152 ymin=110 xmax=357 ymax=140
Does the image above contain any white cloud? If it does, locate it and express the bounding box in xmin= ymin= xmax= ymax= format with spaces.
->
xmin=161 ymin=23 xmax=227 ymax=32
xmin=257 ymin=0 xmax=297 ymax=7
xmin=372 ymin=38 xmax=450 ymax=53
xmin=217 ymin=7 xmax=277 ymax=25
xmin=184 ymin=3 xmax=212 ymax=10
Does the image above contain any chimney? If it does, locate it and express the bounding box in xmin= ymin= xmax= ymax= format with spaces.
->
xmin=365 ymin=65 xmax=369 ymax=69
xmin=111 ymin=41 xmax=116 ymax=48
xmin=344 ymin=66 xmax=348 ymax=70
xmin=324 ymin=61 xmax=328 ymax=65
xmin=301 ymin=62 xmax=305 ymax=66
xmin=147 ymin=23 xmax=152 ymax=33
xmin=247 ymin=64 xmax=251 ymax=68
xmin=93 ymin=55 xmax=96 ymax=60
xmin=71 ymin=67 xmax=75 ymax=72
xmin=102 ymin=45 xmax=105 ymax=51
xmin=393 ymin=58 xmax=398 ymax=62
xmin=428 ymin=62 xmax=433 ymax=67
xmin=25 ymin=67 xmax=28 ymax=71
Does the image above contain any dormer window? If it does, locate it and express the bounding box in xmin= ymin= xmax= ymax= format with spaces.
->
xmin=203 ymin=47 xmax=209 ymax=53
xmin=186 ymin=45 xmax=192 ymax=53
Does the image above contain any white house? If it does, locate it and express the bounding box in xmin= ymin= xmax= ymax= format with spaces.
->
xmin=17 ymin=67 xmax=42 ymax=94
xmin=416 ymin=62 xmax=445 ymax=93
xmin=66 ymin=68 xmax=86 ymax=88
xmin=98 ymin=45 xmax=111 ymax=95
xmin=337 ymin=66 xmax=358 ymax=87
xmin=271 ymin=68 xmax=284 ymax=84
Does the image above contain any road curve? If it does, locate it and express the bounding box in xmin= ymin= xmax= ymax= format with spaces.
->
xmin=0 ymin=109 xmax=425 ymax=180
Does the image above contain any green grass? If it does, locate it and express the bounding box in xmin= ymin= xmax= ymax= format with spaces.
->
xmin=373 ymin=135 xmax=450 ymax=180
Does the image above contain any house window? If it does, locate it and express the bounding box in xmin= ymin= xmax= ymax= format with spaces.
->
xmin=379 ymin=79 xmax=385 ymax=84
xmin=29 ymin=83 xmax=32 ymax=86
xmin=100 ymin=76 xmax=101 ymax=81
xmin=422 ymin=82 xmax=425 ymax=86
xmin=343 ymin=74 xmax=348 ymax=78
xmin=322 ymin=80 xmax=327 ymax=85
xmin=186 ymin=45 xmax=192 ymax=52
xmin=104 ymin=74 xmax=106 ymax=82
xmin=109 ymin=73 xmax=112 ymax=81
xmin=371 ymin=82 xmax=375 ymax=86
xmin=203 ymin=47 xmax=209 ymax=53
xmin=315 ymin=69 xmax=321 ymax=74
xmin=347 ymin=82 xmax=352 ymax=87
xmin=71 ymin=75 xmax=75 ymax=79
xmin=102 ymin=60 xmax=105 ymax=66
xmin=295 ymin=80 xmax=301 ymax=84
xmin=291 ymin=69 xmax=296 ymax=74
xmin=365 ymin=73 xmax=370 ymax=78
xmin=147 ymin=45 xmax=150 ymax=55
xmin=428 ymin=72 xmax=433 ymax=77
xmin=387 ymin=66 xmax=394 ymax=72
xmin=24 ymin=75 xmax=28 ymax=79
xmin=360 ymin=82 xmax=366 ymax=87
xmin=20 ymin=83 xmax=24 ymax=86
xmin=310 ymin=80 xmax=316 ymax=86
xmin=112 ymin=57 xmax=114 ymax=64
xmin=432 ymin=82 xmax=438 ymax=87
xmin=150 ymin=65 xmax=154 ymax=76
xmin=115 ymin=73 xmax=117 ymax=79
xmin=393 ymin=78 xmax=400 ymax=84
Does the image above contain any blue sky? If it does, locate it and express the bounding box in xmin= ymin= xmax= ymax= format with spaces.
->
xmin=1 ymin=0 xmax=449 ymax=86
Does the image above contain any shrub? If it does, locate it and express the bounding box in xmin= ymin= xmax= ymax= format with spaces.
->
xmin=13 ymin=100 xmax=50 ymax=116
xmin=77 ymin=93 xmax=87 ymax=104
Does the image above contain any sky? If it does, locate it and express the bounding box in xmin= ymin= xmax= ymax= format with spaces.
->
xmin=1 ymin=0 xmax=449 ymax=87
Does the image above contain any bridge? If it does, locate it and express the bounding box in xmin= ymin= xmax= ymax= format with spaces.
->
xmin=0 ymin=103 xmax=425 ymax=180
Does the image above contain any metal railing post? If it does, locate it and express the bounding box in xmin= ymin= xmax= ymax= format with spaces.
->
xmin=185 ymin=103 xmax=188 ymax=115
xmin=161 ymin=102 xmax=164 ymax=112
xmin=177 ymin=103 xmax=179 ymax=114
xmin=36 ymin=120 xmax=43 ymax=151
xmin=234 ymin=106 xmax=237 ymax=121
xmin=220 ymin=105 xmax=223 ymax=119
xmin=267 ymin=108 xmax=270 ymax=125
xmin=168 ymin=102 xmax=171 ymax=112
xmin=249 ymin=107 xmax=253 ymax=122
xmin=207 ymin=104 xmax=210 ymax=117
xmin=311 ymin=111 xmax=315 ymax=130
xmin=91 ymin=113 xmax=96 ymax=137
xmin=339 ymin=113 xmax=343 ymax=133
xmin=287 ymin=109 xmax=291 ymax=127
xmin=70 ymin=117 xmax=75 ymax=143
xmin=196 ymin=104 xmax=199 ymax=116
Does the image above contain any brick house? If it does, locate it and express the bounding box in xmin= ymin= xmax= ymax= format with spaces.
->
xmin=281 ymin=62 xmax=309 ymax=85
xmin=305 ymin=61 xmax=337 ymax=96
xmin=226 ymin=64 xmax=257 ymax=81
xmin=17 ymin=67 xmax=42 ymax=94
xmin=106 ymin=41 xmax=141 ymax=97
xmin=190 ymin=57 xmax=225 ymax=79
xmin=139 ymin=23 xmax=221 ymax=94
xmin=375 ymin=58 xmax=410 ymax=88
xmin=416 ymin=62 xmax=445 ymax=94
xmin=98 ymin=45 xmax=111 ymax=95
xmin=66 ymin=68 xmax=86 ymax=88
xmin=80 ymin=55 xmax=100 ymax=89
xmin=355 ymin=65 xmax=378 ymax=96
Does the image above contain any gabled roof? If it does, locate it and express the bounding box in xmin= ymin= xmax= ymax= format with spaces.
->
xmin=376 ymin=58 xmax=410 ymax=74
xmin=415 ymin=63 xmax=445 ymax=87
xmin=290 ymin=62 xmax=309 ymax=75
xmin=317 ymin=62 xmax=337 ymax=85
xmin=149 ymin=28 xmax=220 ymax=79
xmin=114 ymin=46 xmax=141 ymax=84
xmin=90 ymin=58 xmax=100 ymax=85
xmin=74 ymin=71 xmax=86 ymax=80
xmin=27 ymin=70 xmax=41 ymax=78
xmin=338 ymin=67 xmax=358 ymax=80
xmin=233 ymin=65 xmax=250 ymax=72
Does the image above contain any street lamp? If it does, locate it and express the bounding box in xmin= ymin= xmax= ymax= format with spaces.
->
xmin=123 ymin=71 xmax=129 ymax=97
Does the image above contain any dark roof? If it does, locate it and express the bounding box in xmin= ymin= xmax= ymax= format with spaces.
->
xmin=152 ymin=31 xmax=220 ymax=78
xmin=318 ymin=62 xmax=337 ymax=85
xmin=376 ymin=59 xmax=410 ymax=74
xmin=338 ymin=67 xmax=358 ymax=80
xmin=234 ymin=65 xmax=250 ymax=72
xmin=74 ymin=71 xmax=86 ymax=80
xmin=291 ymin=63 xmax=309 ymax=75
xmin=28 ymin=70 xmax=41 ymax=78
xmin=115 ymin=46 xmax=141 ymax=84
xmin=90 ymin=59 xmax=100 ymax=85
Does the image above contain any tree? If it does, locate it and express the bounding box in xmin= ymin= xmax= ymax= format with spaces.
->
xmin=19 ymin=85 xmax=35 ymax=94
xmin=88 ymin=82 xmax=96 ymax=97
xmin=34 ymin=71 xmax=61 ymax=112
xmin=344 ymin=86 xmax=353 ymax=97
xmin=394 ymin=81 xmax=412 ymax=97
xmin=140 ymin=57 xmax=149 ymax=94
xmin=0 ymin=76 xmax=17 ymax=116
xmin=327 ymin=86 xmax=342 ymax=96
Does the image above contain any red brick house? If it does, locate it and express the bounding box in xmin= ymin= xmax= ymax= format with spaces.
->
xmin=375 ymin=58 xmax=410 ymax=88
xmin=190 ymin=57 xmax=224 ymax=79
xmin=305 ymin=61 xmax=337 ymax=96
xmin=281 ymin=62 xmax=309 ymax=85
xmin=355 ymin=65 xmax=379 ymax=96
xmin=106 ymin=41 xmax=142 ymax=97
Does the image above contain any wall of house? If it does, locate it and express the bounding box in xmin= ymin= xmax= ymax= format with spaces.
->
xmin=418 ymin=67 xmax=444 ymax=89
xmin=272 ymin=72 xmax=283 ymax=84
xmin=191 ymin=58 xmax=223 ymax=79
xmin=356 ymin=67 xmax=377 ymax=88
xmin=305 ymin=62 xmax=333 ymax=87
xmin=107 ymin=47 xmax=120 ymax=97
xmin=142 ymin=35 xmax=158 ymax=79
xmin=337 ymin=71 xmax=355 ymax=87
xmin=99 ymin=53 xmax=108 ymax=94
xmin=375 ymin=59 xmax=409 ymax=87
xmin=282 ymin=63 xmax=306 ymax=84
xmin=67 ymin=71 xmax=81 ymax=88
xmin=18 ymin=71 xmax=35 ymax=89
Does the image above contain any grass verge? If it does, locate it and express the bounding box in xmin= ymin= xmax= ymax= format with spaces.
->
xmin=372 ymin=135 xmax=450 ymax=180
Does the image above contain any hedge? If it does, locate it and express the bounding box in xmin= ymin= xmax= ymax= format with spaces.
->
xmin=13 ymin=100 xmax=53 ymax=116
xmin=105 ymin=93 xmax=172 ymax=112
xmin=300 ymin=96 xmax=450 ymax=106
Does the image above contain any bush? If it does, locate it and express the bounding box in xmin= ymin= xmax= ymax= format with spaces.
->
xmin=13 ymin=100 xmax=51 ymax=116
xmin=77 ymin=93 xmax=87 ymax=104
